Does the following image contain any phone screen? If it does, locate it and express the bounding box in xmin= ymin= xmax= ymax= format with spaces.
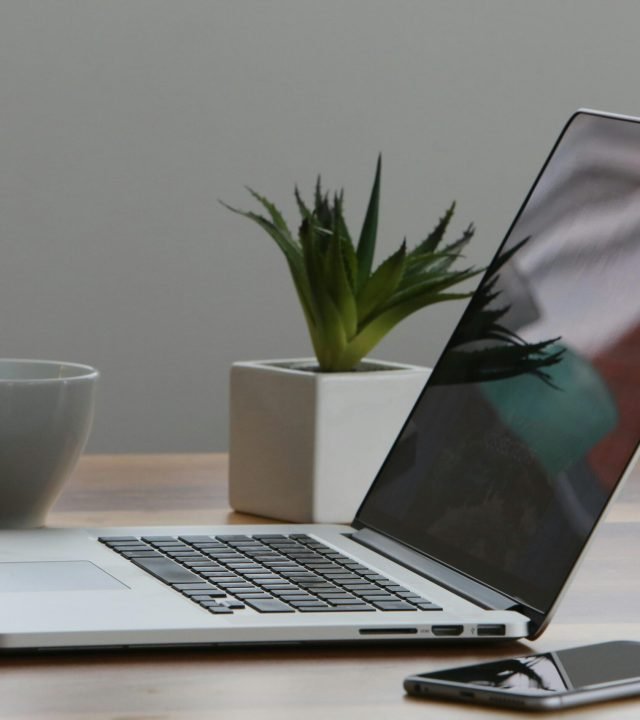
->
xmin=415 ymin=641 xmax=640 ymax=695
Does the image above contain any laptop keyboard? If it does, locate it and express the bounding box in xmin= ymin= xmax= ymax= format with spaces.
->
xmin=99 ymin=533 xmax=441 ymax=615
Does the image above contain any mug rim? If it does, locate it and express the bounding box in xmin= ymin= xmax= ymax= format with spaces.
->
xmin=0 ymin=358 xmax=99 ymax=383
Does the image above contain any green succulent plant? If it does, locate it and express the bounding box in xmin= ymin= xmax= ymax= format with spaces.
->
xmin=223 ymin=156 xmax=480 ymax=372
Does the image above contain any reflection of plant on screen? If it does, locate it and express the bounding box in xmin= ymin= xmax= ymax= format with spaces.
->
xmin=433 ymin=237 xmax=565 ymax=385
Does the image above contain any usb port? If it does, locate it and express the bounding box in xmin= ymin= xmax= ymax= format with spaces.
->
xmin=431 ymin=624 xmax=464 ymax=636
xmin=477 ymin=624 xmax=506 ymax=636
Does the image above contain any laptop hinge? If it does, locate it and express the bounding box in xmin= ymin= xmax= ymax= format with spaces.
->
xmin=351 ymin=528 xmax=517 ymax=611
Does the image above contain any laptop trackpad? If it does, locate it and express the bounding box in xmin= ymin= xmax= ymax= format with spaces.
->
xmin=0 ymin=561 xmax=127 ymax=592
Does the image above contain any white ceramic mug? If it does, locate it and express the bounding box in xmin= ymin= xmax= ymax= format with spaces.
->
xmin=0 ymin=359 xmax=99 ymax=528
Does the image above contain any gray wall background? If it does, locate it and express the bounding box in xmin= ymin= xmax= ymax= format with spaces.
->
xmin=1 ymin=1 xmax=639 ymax=452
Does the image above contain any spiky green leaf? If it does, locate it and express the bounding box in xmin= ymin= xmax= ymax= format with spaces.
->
xmin=334 ymin=291 xmax=470 ymax=370
xmin=294 ymin=185 xmax=312 ymax=222
xmin=383 ymin=267 xmax=480 ymax=312
xmin=326 ymin=229 xmax=358 ymax=339
xmin=356 ymin=154 xmax=381 ymax=290
xmin=356 ymin=241 xmax=407 ymax=325
xmin=219 ymin=199 xmax=315 ymax=324
xmin=409 ymin=201 xmax=456 ymax=256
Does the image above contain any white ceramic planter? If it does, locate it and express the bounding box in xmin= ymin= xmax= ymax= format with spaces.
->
xmin=229 ymin=358 xmax=431 ymax=523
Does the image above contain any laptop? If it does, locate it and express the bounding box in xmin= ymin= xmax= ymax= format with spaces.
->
xmin=2 ymin=108 xmax=639 ymax=651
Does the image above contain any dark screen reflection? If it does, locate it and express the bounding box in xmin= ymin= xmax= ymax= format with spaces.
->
xmin=426 ymin=654 xmax=566 ymax=693
xmin=358 ymin=112 xmax=640 ymax=611
xmin=421 ymin=641 xmax=640 ymax=692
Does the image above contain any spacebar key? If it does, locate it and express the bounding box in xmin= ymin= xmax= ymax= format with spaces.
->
xmin=131 ymin=556 xmax=200 ymax=584
xmin=244 ymin=598 xmax=295 ymax=613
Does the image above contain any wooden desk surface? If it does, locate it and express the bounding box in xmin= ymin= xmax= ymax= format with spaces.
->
xmin=2 ymin=453 xmax=639 ymax=719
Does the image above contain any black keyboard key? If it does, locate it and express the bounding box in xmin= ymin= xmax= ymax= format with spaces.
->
xmin=153 ymin=545 xmax=191 ymax=552
xmin=232 ymin=592 xmax=274 ymax=600
xmin=120 ymin=551 xmax=162 ymax=559
xmin=221 ymin=600 xmax=245 ymax=609
xmin=244 ymin=598 xmax=295 ymax=613
xmin=415 ymin=602 xmax=442 ymax=610
xmin=306 ymin=563 xmax=342 ymax=571
xmin=195 ymin=594 xmax=230 ymax=603
xmin=341 ymin=582 xmax=379 ymax=591
xmin=376 ymin=579 xmax=405 ymax=588
xmin=275 ymin=593 xmax=316 ymax=602
xmin=226 ymin=542 xmax=262 ymax=550
xmin=178 ymin=535 xmax=215 ymax=544
xmin=131 ymin=556 xmax=200 ymax=585
xmin=317 ymin=605 xmax=376 ymax=612
xmin=357 ymin=594 xmax=399 ymax=603
xmin=264 ymin=565 xmax=302 ymax=573
xmin=295 ymin=605 xmax=374 ymax=612
xmin=251 ymin=577 xmax=288 ymax=586
xmin=295 ymin=556 xmax=326 ymax=564
xmin=315 ymin=592 xmax=355 ymax=600
xmin=208 ymin=605 xmax=234 ymax=614
xmin=182 ymin=589 xmax=226 ymax=598
xmin=279 ymin=572 xmax=319 ymax=581
xmin=340 ymin=561 xmax=369 ymax=570
xmin=174 ymin=559 xmax=209 ymax=566
xmin=199 ymin=575 xmax=241 ymax=583
xmin=288 ymin=600 xmax=330 ymax=609
xmin=215 ymin=582 xmax=257 ymax=592
xmin=371 ymin=601 xmax=417 ymax=611
xmin=174 ymin=582 xmax=216 ymax=591
xmin=99 ymin=536 xmax=140 ymax=544
xmin=380 ymin=583 xmax=409 ymax=593
xmin=107 ymin=544 xmax=148 ymax=551
xmin=265 ymin=543 xmax=302 ymax=551
xmin=141 ymin=536 xmax=179 ymax=543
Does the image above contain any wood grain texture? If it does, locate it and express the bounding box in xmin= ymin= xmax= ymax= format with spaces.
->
xmin=1 ymin=453 xmax=638 ymax=720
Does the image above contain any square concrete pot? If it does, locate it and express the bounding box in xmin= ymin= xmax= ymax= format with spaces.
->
xmin=229 ymin=358 xmax=431 ymax=523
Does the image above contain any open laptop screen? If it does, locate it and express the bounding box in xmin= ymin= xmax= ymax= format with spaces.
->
xmin=356 ymin=112 xmax=640 ymax=613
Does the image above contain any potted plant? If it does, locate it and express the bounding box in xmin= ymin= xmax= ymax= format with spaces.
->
xmin=223 ymin=157 xmax=480 ymax=522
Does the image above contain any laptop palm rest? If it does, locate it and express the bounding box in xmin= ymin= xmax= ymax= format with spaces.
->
xmin=0 ymin=561 xmax=127 ymax=592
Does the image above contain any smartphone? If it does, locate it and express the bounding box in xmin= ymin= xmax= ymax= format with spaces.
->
xmin=404 ymin=641 xmax=640 ymax=711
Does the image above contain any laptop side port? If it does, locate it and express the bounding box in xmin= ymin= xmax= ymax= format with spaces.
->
xmin=359 ymin=627 xmax=418 ymax=636
xmin=431 ymin=624 xmax=464 ymax=636
xmin=476 ymin=624 xmax=506 ymax=636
